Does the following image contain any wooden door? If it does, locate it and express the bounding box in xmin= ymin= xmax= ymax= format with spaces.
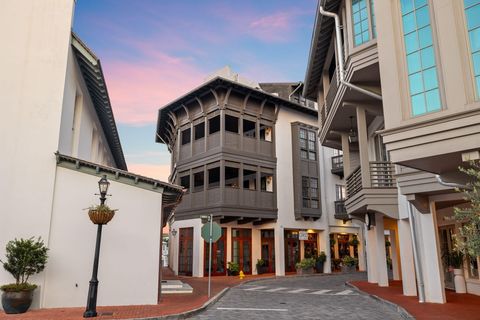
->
xmin=204 ymin=228 xmax=227 ymax=276
xmin=232 ymin=228 xmax=252 ymax=274
xmin=178 ymin=227 xmax=193 ymax=276
xmin=261 ymin=229 xmax=275 ymax=273
xmin=285 ymin=231 xmax=299 ymax=272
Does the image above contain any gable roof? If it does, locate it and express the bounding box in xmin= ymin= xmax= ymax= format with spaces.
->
xmin=71 ymin=33 xmax=127 ymax=171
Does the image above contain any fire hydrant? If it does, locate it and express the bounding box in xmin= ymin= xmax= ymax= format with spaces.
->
xmin=239 ymin=270 xmax=245 ymax=280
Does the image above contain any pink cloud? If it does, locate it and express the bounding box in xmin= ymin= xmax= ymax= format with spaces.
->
xmin=103 ymin=44 xmax=205 ymax=125
xmin=128 ymin=163 xmax=171 ymax=182
xmin=249 ymin=11 xmax=296 ymax=42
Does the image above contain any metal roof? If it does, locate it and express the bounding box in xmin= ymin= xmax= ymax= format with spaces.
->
xmin=71 ymin=33 xmax=128 ymax=171
xmin=303 ymin=0 xmax=341 ymax=100
xmin=156 ymin=76 xmax=318 ymax=145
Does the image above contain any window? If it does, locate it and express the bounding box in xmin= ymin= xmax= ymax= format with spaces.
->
xmin=302 ymin=176 xmax=319 ymax=208
xmin=260 ymin=124 xmax=272 ymax=142
xmin=209 ymin=115 xmax=220 ymax=134
xmin=208 ymin=167 xmax=220 ymax=188
xmin=370 ymin=0 xmax=376 ymax=38
xmin=261 ymin=173 xmax=273 ymax=192
xmin=225 ymin=115 xmax=239 ymax=133
xmin=243 ymin=169 xmax=256 ymax=190
xmin=300 ymin=128 xmax=317 ymax=160
xmin=243 ymin=119 xmax=256 ymax=138
xmin=464 ymin=0 xmax=480 ymax=98
xmin=193 ymin=171 xmax=204 ymax=192
xmin=335 ymin=185 xmax=346 ymax=200
xmin=401 ymin=0 xmax=441 ymax=116
xmin=225 ymin=167 xmax=239 ymax=188
xmin=194 ymin=122 xmax=205 ymax=140
xmin=352 ymin=0 xmax=370 ymax=46
xmin=179 ymin=174 xmax=190 ymax=192
xmin=181 ymin=128 xmax=191 ymax=145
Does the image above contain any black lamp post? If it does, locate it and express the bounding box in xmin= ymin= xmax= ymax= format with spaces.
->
xmin=83 ymin=175 xmax=111 ymax=318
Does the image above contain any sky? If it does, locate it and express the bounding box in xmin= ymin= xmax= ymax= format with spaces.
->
xmin=73 ymin=0 xmax=317 ymax=181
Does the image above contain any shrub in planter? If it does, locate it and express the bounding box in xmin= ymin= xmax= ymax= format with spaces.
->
xmin=295 ymin=258 xmax=316 ymax=275
xmin=349 ymin=236 xmax=360 ymax=247
xmin=1 ymin=237 xmax=48 ymax=314
xmin=341 ymin=256 xmax=358 ymax=273
xmin=444 ymin=251 xmax=466 ymax=293
xmin=315 ymin=251 xmax=326 ymax=273
xmin=227 ymin=261 xmax=240 ymax=276
xmin=256 ymin=259 xmax=267 ymax=274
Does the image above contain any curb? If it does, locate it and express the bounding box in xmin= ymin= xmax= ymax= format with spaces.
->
xmin=126 ymin=287 xmax=230 ymax=320
xmin=346 ymin=282 xmax=415 ymax=320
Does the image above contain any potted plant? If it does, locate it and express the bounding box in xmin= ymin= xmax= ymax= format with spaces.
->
xmin=1 ymin=237 xmax=48 ymax=314
xmin=385 ymin=240 xmax=391 ymax=248
xmin=256 ymin=259 xmax=267 ymax=274
xmin=227 ymin=261 xmax=240 ymax=276
xmin=87 ymin=204 xmax=116 ymax=225
xmin=295 ymin=258 xmax=316 ymax=275
xmin=349 ymin=236 xmax=359 ymax=247
xmin=315 ymin=251 xmax=326 ymax=273
xmin=332 ymin=258 xmax=342 ymax=271
xmin=341 ymin=256 xmax=358 ymax=273
xmin=445 ymin=251 xmax=466 ymax=293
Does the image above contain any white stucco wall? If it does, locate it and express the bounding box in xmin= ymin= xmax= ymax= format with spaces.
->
xmin=42 ymin=167 xmax=163 ymax=307
xmin=0 ymin=0 xmax=76 ymax=290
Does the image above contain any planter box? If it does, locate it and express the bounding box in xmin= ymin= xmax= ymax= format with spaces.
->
xmin=316 ymin=261 xmax=325 ymax=273
xmin=296 ymin=267 xmax=314 ymax=275
xmin=341 ymin=265 xmax=356 ymax=273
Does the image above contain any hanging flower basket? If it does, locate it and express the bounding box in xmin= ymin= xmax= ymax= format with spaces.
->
xmin=87 ymin=205 xmax=116 ymax=225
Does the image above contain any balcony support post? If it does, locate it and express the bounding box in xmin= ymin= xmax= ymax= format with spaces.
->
xmin=374 ymin=213 xmax=389 ymax=287
xmin=341 ymin=133 xmax=351 ymax=176
xmin=356 ymin=107 xmax=371 ymax=188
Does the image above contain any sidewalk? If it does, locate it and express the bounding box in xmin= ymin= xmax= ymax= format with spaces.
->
xmin=351 ymin=280 xmax=480 ymax=320
xmin=0 ymin=268 xmax=274 ymax=320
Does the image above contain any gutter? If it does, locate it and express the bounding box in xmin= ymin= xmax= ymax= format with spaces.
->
xmin=288 ymin=82 xmax=303 ymax=100
xmin=435 ymin=174 xmax=471 ymax=190
xmin=319 ymin=6 xmax=382 ymax=101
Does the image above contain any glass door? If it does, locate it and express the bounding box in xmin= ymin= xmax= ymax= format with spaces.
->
xmin=232 ymin=228 xmax=252 ymax=274
xmin=178 ymin=227 xmax=193 ymax=276
xmin=439 ymin=226 xmax=455 ymax=290
xmin=204 ymin=228 xmax=226 ymax=276
xmin=285 ymin=230 xmax=299 ymax=272
xmin=261 ymin=229 xmax=275 ymax=273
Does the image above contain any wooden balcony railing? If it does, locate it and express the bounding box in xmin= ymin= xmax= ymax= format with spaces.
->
xmin=346 ymin=161 xmax=396 ymax=198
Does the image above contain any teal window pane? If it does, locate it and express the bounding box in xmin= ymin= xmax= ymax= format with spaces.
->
xmin=407 ymin=52 xmax=422 ymax=74
xmin=466 ymin=4 xmax=480 ymax=30
xmin=415 ymin=0 xmax=427 ymax=7
xmin=476 ymin=76 xmax=480 ymax=95
xmin=370 ymin=0 xmax=376 ymax=38
xmin=362 ymin=31 xmax=370 ymax=42
xmin=402 ymin=12 xmax=416 ymax=34
xmin=469 ymin=28 xmax=480 ymax=52
xmin=353 ymin=2 xmax=360 ymax=11
xmin=401 ymin=0 xmax=414 ymax=14
xmin=409 ymin=72 xmax=424 ymax=95
xmin=416 ymin=6 xmax=430 ymax=28
xmin=353 ymin=12 xmax=360 ymax=24
xmin=465 ymin=0 xmax=479 ymax=7
xmin=473 ymin=52 xmax=480 ymax=76
xmin=421 ymin=46 xmax=436 ymax=69
xmin=405 ymin=32 xmax=419 ymax=54
xmin=361 ymin=8 xmax=368 ymax=20
xmin=360 ymin=0 xmax=367 ymax=9
xmin=361 ymin=19 xmax=369 ymax=31
xmin=411 ymin=94 xmax=426 ymax=116
xmin=354 ymin=23 xmax=362 ymax=34
xmin=418 ymin=26 xmax=433 ymax=48
xmin=425 ymin=89 xmax=441 ymax=112
xmin=423 ymin=67 xmax=438 ymax=91
xmin=355 ymin=35 xmax=363 ymax=46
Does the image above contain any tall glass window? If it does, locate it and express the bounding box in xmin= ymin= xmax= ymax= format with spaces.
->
xmin=352 ymin=0 xmax=370 ymax=46
xmin=465 ymin=0 xmax=480 ymax=98
xmin=400 ymin=0 xmax=442 ymax=116
xmin=370 ymin=0 xmax=377 ymax=38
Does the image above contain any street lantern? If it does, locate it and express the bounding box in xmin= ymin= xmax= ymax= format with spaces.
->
xmin=84 ymin=175 xmax=114 ymax=318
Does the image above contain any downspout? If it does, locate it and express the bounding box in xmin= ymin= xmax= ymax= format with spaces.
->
xmin=288 ymin=81 xmax=303 ymax=100
xmin=319 ymin=6 xmax=382 ymax=101
xmin=407 ymin=202 xmax=426 ymax=303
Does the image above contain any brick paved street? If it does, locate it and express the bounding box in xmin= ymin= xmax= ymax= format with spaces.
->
xmin=190 ymin=272 xmax=403 ymax=320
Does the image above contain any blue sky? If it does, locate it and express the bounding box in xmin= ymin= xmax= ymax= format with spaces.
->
xmin=73 ymin=0 xmax=317 ymax=180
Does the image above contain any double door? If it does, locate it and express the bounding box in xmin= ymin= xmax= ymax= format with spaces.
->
xmin=204 ymin=228 xmax=227 ymax=276
xmin=178 ymin=228 xmax=193 ymax=276
xmin=232 ymin=228 xmax=252 ymax=274
xmin=261 ymin=229 xmax=275 ymax=273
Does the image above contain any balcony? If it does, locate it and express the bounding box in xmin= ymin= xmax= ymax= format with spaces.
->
xmin=331 ymin=155 xmax=344 ymax=178
xmin=345 ymin=161 xmax=398 ymax=219
xmin=334 ymin=200 xmax=349 ymax=221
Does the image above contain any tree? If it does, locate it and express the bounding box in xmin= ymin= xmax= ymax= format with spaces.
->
xmin=454 ymin=161 xmax=480 ymax=257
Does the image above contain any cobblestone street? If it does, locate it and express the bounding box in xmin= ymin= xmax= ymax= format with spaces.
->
xmin=190 ymin=273 xmax=403 ymax=320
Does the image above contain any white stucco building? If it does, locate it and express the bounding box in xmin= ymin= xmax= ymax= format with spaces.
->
xmin=0 ymin=0 xmax=183 ymax=309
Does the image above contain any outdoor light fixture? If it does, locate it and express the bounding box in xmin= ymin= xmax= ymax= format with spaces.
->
xmin=348 ymin=116 xmax=358 ymax=144
xmin=171 ymin=229 xmax=177 ymax=237
xmin=84 ymin=175 xmax=113 ymax=318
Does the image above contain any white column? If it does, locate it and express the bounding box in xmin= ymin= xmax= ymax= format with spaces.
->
xmin=416 ymin=203 xmax=446 ymax=303
xmin=397 ymin=218 xmax=417 ymax=296
xmin=374 ymin=213 xmax=389 ymax=287
xmin=252 ymin=228 xmax=261 ymax=275
xmin=357 ymin=226 xmax=366 ymax=271
xmin=389 ymin=229 xmax=401 ymax=281
xmin=365 ymin=225 xmax=378 ymax=283
xmin=275 ymin=225 xmax=285 ymax=276
xmin=319 ymin=230 xmax=331 ymax=273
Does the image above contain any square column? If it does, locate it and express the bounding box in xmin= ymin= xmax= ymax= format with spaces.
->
xmin=356 ymin=107 xmax=371 ymax=188
xmin=357 ymin=227 xmax=366 ymax=271
xmin=374 ymin=213 xmax=389 ymax=287
xmin=319 ymin=230 xmax=331 ymax=273
xmin=365 ymin=224 xmax=378 ymax=283
xmin=275 ymin=225 xmax=285 ymax=276
xmin=397 ymin=218 xmax=417 ymax=296
xmin=389 ymin=229 xmax=401 ymax=281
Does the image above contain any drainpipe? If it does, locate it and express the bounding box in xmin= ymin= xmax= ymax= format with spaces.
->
xmin=288 ymin=81 xmax=303 ymax=100
xmin=407 ymin=202 xmax=426 ymax=303
xmin=435 ymin=174 xmax=471 ymax=190
xmin=319 ymin=6 xmax=382 ymax=101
